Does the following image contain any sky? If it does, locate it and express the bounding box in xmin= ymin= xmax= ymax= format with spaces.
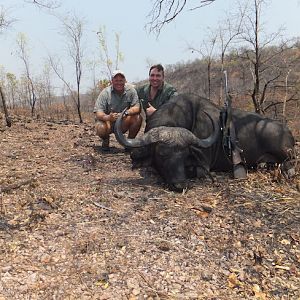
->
xmin=0 ymin=0 xmax=300 ymax=94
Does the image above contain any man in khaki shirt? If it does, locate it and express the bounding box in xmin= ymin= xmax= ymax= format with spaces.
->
xmin=94 ymin=70 xmax=142 ymax=151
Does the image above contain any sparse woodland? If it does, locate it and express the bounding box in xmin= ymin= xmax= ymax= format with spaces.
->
xmin=1 ymin=49 xmax=299 ymax=300
xmin=2 ymin=43 xmax=300 ymax=138
xmin=1 ymin=1 xmax=300 ymax=299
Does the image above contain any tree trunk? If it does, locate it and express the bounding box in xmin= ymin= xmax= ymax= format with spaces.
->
xmin=282 ymin=69 xmax=291 ymax=118
xmin=76 ymin=90 xmax=83 ymax=123
xmin=0 ymin=85 xmax=12 ymax=127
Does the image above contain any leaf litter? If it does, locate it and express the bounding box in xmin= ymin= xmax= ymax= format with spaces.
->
xmin=0 ymin=117 xmax=299 ymax=299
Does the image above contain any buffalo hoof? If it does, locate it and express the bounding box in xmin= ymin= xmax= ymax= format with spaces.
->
xmin=281 ymin=161 xmax=296 ymax=178
xmin=233 ymin=164 xmax=247 ymax=180
xmin=286 ymin=167 xmax=296 ymax=178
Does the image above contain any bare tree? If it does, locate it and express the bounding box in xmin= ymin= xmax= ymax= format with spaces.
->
xmin=49 ymin=14 xmax=85 ymax=123
xmin=6 ymin=73 xmax=18 ymax=109
xmin=216 ymin=7 xmax=246 ymax=104
xmin=0 ymin=85 xmax=12 ymax=127
xmin=16 ymin=33 xmax=38 ymax=116
xmin=147 ymin=0 xmax=216 ymax=34
xmin=33 ymin=63 xmax=53 ymax=114
xmin=186 ymin=5 xmax=245 ymax=103
xmin=27 ymin=0 xmax=61 ymax=9
xmin=0 ymin=0 xmax=59 ymax=123
xmin=96 ymin=26 xmax=124 ymax=79
xmin=0 ymin=5 xmax=15 ymax=31
xmin=40 ymin=63 xmax=53 ymax=110
xmin=48 ymin=55 xmax=78 ymax=121
xmin=0 ymin=6 xmax=15 ymax=125
xmin=1 ymin=0 xmax=59 ymax=31
xmin=63 ymin=14 xmax=85 ymax=122
xmin=187 ymin=33 xmax=217 ymax=100
xmin=237 ymin=0 xmax=294 ymax=114
xmin=282 ymin=68 xmax=291 ymax=118
xmin=262 ymin=45 xmax=300 ymax=117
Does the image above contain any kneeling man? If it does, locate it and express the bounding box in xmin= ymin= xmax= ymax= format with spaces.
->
xmin=94 ymin=70 xmax=142 ymax=151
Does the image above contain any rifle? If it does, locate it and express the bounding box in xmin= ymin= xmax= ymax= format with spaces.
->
xmin=221 ymin=71 xmax=247 ymax=179
xmin=221 ymin=70 xmax=232 ymax=157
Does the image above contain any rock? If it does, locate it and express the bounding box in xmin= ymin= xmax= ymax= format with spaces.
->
xmin=201 ymin=271 xmax=213 ymax=281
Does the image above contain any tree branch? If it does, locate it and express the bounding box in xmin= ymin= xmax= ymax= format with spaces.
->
xmin=27 ymin=0 xmax=61 ymax=9
xmin=147 ymin=0 xmax=216 ymax=35
xmin=264 ymin=96 xmax=300 ymax=112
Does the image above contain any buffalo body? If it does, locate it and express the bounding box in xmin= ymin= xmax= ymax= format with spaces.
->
xmin=115 ymin=94 xmax=295 ymax=191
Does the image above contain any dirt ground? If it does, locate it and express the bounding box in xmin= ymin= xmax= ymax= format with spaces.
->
xmin=0 ymin=116 xmax=299 ymax=300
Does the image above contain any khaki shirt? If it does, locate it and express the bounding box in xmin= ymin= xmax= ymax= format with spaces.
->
xmin=93 ymin=83 xmax=140 ymax=114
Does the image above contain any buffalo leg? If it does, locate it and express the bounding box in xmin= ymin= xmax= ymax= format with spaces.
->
xmin=232 ymin=149 xmax=247 ymax=179
xmin=230 ymin=122 xmax=247 ymax=179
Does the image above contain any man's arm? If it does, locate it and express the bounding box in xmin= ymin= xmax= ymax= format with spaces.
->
xmin=94 ymin=88 xmax=119 ymax=122
xmin=95 ymin=111 xmax=114 ymax=122
xmin=126 ymin=103 xmax=140 ymax=116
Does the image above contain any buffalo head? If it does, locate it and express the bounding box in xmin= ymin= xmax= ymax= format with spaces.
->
xmin=114 ymin=109 xmax=219 ymax=191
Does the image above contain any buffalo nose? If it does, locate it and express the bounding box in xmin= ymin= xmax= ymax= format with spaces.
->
xmin=168 ymin=182 xmax=189 ymax=193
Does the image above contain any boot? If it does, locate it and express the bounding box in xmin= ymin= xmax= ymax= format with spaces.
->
xmin=101 ymin=137 xmax=110 ymax=151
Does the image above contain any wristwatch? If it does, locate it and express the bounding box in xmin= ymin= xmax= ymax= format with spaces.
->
xmin=124 ymin=110 xmax=129 ymax=116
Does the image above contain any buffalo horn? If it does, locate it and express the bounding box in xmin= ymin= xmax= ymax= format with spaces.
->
xmin=114 ymin=109 xmax=219 ymax=148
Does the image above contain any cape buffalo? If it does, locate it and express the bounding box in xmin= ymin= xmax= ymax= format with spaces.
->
xmin=115 ymin=94 xmax=295 ymax=191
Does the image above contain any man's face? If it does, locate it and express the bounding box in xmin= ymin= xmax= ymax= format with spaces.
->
xmin=112 ymin=74 xmax=126 ymax=93
xmin=149 ymin=68 xmax=164 ymax=89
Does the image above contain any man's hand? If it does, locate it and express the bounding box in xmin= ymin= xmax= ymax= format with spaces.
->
xmin=109 ymin=112 xmax=120 ymax=122
xmin=146 ymin=103 xmax=156 ymax=117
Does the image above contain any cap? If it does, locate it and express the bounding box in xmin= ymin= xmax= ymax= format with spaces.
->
xmin=111 ymin=70 xmax=126 ymax=79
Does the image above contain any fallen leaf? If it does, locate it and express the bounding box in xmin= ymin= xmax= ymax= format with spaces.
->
xmin=95 ymin=280 xmax=109 ymax=289
xmin=253 ymin=220 xmax=262 ymax=228
xmin=228 ymin=273 xmax=242 ymax=288
xmin=195 ymin=210 xmax=210 ymax=218
xmin=280 ymin=239 xmax=291 ymax=245
xmin=252 ymin=284 xmax=267 ymax=300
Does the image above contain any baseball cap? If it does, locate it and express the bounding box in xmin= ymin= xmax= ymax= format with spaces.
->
xmin=111 ymin=70 xmax=126 ymax=79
